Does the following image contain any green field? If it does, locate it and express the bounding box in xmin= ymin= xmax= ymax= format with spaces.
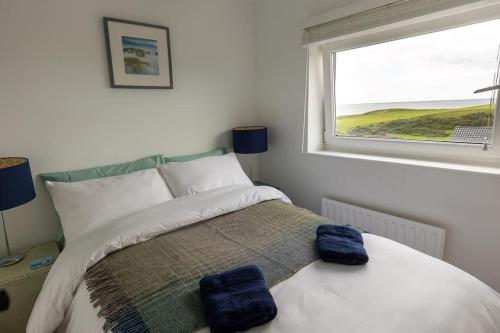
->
xmin=336 ymin=104 xmax=493 ymax=142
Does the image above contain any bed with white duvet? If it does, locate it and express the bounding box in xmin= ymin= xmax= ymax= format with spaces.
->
xmin=29 ymin=153 xmax=500 ymax=333
xmin=28 ymin=184 xmax=500 ymax=333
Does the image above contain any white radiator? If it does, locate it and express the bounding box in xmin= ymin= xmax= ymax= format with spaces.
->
xmin=321 ymin=198 xmax=446 ymax=259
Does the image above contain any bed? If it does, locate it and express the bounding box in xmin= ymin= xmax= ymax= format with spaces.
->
xmin=26 ymin=184 xmax=500 ymax=333
xmin=28 ymin=153 xmax=500 ymax=333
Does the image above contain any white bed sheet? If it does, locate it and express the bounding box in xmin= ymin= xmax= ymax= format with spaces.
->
xmin=60 ymin=233 xmax=500 ymax=333
xmin=28 ymin=185 xmax=290 ymax=333
xmin=29 ymin=185 xmax=500 ymax=333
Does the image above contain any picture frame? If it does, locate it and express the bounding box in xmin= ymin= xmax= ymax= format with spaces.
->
xmin=103 ymin=17 xmax=173 ymax=89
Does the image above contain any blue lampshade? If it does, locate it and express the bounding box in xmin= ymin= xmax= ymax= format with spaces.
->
xmin=233 ymin=126 xmax=268 ymax=154
xmin=0 ymin=158 xmax=36 ymax=211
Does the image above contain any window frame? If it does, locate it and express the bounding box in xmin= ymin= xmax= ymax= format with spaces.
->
xmin=321 ymin=14 xmax=500 ymax=166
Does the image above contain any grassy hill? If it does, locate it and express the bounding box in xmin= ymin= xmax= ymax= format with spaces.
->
xmin=336 ymin=104 xmax=493 ymax=142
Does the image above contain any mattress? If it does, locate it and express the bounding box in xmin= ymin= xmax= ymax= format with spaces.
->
xmin=28 ymin=185 xmax=500 ymax=333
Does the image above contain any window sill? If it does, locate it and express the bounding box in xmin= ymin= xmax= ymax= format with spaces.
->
xmin=302 ymin=149 xmax=500 ymax=176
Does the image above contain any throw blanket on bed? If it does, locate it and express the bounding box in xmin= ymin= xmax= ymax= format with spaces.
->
xmin=85 ymin=200 xmax=331 ymax=333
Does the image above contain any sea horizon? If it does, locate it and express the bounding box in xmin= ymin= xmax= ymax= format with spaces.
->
xmin=337 ymin=98 xmax=491 ymax=116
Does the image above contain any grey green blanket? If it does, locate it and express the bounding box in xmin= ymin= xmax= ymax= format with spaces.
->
xmin=85 ymin=200 xmax=330 ymax=333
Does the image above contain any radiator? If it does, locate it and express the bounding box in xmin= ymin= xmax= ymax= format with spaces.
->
xmin=321 ymin=198 xmax=446 ymax=259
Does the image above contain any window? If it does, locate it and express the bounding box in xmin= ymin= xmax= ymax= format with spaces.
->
xmin=326 ymin=19 xmax=499 ymax=146
xmin=318 ymin=12 xmax=500 ymax=165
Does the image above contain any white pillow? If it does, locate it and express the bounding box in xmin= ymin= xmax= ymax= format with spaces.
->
xmin=46 ymin=168 xmax=174 ymax=244
xmin=159 ymin=152 xmax=253 ymax=197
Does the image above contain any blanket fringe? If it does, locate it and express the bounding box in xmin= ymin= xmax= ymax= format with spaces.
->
xmin=85 ymin=262 xmax=149 ymax=333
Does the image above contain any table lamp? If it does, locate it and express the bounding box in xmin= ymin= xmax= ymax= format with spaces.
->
xmin=232 ymin=126 xmax=268 ymax=180
xmin=0 ymin=157 xmax=36 ymax=266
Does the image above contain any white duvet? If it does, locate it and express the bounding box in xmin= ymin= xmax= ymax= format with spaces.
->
xmin=28 ymin=185 xmax=500 ymax=333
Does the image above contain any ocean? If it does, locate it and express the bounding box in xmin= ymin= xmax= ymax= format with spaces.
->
xmin=336 ymin=99 xmax=491 ymax=117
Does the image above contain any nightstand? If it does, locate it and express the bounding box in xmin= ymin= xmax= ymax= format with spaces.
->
xmin=0 ymin=242 xmax=59 ymax=333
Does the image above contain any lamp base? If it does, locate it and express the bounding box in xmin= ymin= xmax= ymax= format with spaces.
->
xmin=0 ymin=254 xmax=24 ymax=267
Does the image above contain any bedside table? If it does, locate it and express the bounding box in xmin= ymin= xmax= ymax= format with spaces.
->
xmin=0 ymin=242 xmax=59 ymax=333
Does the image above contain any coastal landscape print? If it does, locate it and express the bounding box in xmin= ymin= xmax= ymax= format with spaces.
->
xmin=122 ymin=36 xmax=159 ymax=75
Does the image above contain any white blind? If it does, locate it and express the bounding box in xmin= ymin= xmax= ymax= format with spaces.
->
xmin=303 ymin=0 xmax=485 ymax=44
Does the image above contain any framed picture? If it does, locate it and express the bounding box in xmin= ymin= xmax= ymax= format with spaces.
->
xmin=103 ymin=17 xmax=173 ymax=89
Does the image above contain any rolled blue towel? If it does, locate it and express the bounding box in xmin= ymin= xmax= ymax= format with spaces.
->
xmin=199 ymin=265 xmax=278 ymax=333
xmin=316 ymin=225 xmax=369 ymax=265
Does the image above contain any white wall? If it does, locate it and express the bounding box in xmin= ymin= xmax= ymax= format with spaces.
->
xmin=0 ymin=0 xmax=256 ymax=252
xmin=255 ymin=0 xmax=500 ymax=291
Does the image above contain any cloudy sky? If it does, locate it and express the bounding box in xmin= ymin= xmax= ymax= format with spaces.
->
xmin=335 ymin=19 xmax=500 ymax=105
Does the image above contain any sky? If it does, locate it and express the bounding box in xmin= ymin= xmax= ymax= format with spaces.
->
xmin=335 ymin=19 xmax=500 ymax=105
xmin=122 ymin=36 xmax=158 ymax=51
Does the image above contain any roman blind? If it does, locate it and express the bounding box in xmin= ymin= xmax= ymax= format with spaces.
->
xmin=303 ymin=0 xmax=485 ymax=44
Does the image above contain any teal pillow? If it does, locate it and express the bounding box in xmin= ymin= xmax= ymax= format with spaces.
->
xmin=163 ymin=148 xmax=227 ymax=163
xmin=56 ymin=232 xmax=65 ymax=251
xmin=40 ymin=154 xmax=164 ymax=182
